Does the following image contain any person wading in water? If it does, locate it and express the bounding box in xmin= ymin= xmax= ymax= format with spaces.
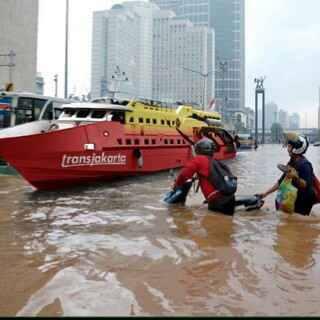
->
xmin=258 ymin=133 xmax=316 ymax=216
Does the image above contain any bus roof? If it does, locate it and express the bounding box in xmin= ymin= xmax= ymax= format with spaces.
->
xmin=0 ymin=91 xmax=72 ymax=103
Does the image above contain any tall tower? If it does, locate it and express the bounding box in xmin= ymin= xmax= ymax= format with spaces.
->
xmin=151 ymin=0 xmax=245 ymax=114
xmin=0 ymin=0 xmax=39 ymax=92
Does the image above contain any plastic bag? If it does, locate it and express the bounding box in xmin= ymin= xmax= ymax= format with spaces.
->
xmin=276 ymin=178 xmax=298 ymax=214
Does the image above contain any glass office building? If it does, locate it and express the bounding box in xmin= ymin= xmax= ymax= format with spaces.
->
xmin=152 ymin=0 xmax=245 ymax=116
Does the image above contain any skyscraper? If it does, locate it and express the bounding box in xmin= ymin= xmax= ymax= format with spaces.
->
xmin=0 ymin=0 xmax=38 ymax=92
xmin=91 ymin=1 xmax=212 ymax=105
xmin=153 ymin=11 xmax=213 ymax=105
xmin=151 ymin=0 xmax=245 ymax=115
xmin=91 ymin=2 xmax=156 ymax=99
xmin=265 ymin=102 xmax=278 ymax=130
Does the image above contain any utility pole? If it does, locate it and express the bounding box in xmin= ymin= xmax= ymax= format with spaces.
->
xmin=64 ymin=0 xmax=69 ymax=99
xmin=54 ymin=74 xmax=58 ymax=97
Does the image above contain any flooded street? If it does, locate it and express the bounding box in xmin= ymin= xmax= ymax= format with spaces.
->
xmin=1 ymin=144 xmax=320 ymax=316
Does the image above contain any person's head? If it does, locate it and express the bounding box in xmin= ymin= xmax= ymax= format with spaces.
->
xmin=194 ymin=138 xmax=215 ymax=156
xmin=283 ymin=132 xmax=309 ymax=157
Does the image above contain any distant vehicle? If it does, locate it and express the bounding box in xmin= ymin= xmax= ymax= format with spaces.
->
xmin=0 ymin=91 xmax=72 ymax=165
xmin=0 ymin=91 xmax=72 ymax=129
xmin=314 ymin=141 xmax=320 ymax=147
xmin=236 ymin=133 xmax=255 ymax=150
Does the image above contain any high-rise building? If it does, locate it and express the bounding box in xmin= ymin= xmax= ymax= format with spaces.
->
xmin=151 ymin=0 xmax=245 ymax=115
xmin=91 ymin=1 xmax=213 ymax=106
xmin=278 ymin=109 xmax=289 ymax=130
xmin=289 ymin=113 xmax=300 ymax=130
xmin=91 ymin=2 xmax=156 ymax=99
xmin=153 ymin=11 xmax=213 ymax=105
xmin=0 ymin=0 xmax=38 ymax=92
xmin=265 ymin=102 xmax=278 ymax=130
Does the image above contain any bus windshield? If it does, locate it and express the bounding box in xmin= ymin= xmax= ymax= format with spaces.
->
xmin=15 ymin=97 xmax=47 ymax=125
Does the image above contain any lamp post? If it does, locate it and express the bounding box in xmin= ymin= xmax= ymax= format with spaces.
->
xmin=182 ymin=66 xmax=214 ymax=110
xmin=54 ymin=74 xmax=58 ymax=97
xmin=110 ymin=65 xmax=129 ymax=99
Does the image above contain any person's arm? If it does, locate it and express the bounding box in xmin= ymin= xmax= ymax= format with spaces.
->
xmin=174 ymin=159 xmax=198 ymax=189
xmin=259 ymin=182 xmax=280 ymax=199
xmin=289 ymin=164 xmax=312 ymax=190
xmin=287 ymin=167 xmax=307 ymax=189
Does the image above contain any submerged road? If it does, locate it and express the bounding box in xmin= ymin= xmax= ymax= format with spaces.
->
xmin=1 ymin=144 xmax=320 ymax=316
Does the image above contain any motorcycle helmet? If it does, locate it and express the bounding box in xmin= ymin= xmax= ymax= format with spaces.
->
xmin=283 ymin=132 xmax=309 ymax=155
xmin=194 ymin=138 xmax=215 ymax=156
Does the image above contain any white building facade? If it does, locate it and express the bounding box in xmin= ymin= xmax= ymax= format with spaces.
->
xmin=91 ymin=1 xmax=213 ymax=106
xmin=152 ymin=0 xmax=245 ymax=115
xmin=153 ymin=11 xmax=213 ymax=105
xmin=0 ymin=0 xmax=38 ymax=92
xmin=91 ymin=2 xmax=155 ymax=99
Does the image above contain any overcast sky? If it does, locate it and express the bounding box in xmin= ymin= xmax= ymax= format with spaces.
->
xmin=38 ymin=0 xmax=320 ymax=127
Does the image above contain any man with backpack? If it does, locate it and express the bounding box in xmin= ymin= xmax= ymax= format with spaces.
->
xmin=169 ymin=138 xmax=263 ymax=215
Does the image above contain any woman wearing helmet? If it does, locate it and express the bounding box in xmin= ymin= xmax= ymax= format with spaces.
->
xmin=259 ymin=133 xmax=316 ymax=215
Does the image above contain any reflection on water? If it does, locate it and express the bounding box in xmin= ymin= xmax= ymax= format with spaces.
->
xmin=1 ymin=145 xmax=320 ymax=316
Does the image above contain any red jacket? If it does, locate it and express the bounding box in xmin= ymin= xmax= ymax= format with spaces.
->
xmin=174 ymin=155 xmax=220 ymax=201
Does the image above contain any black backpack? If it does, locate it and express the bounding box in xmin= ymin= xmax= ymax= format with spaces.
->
xmin=208 ymin=159 xmax=237 ymax=196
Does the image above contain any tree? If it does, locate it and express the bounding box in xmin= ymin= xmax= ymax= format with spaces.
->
xmin=270 ymin=122 xmax=283 ymax=143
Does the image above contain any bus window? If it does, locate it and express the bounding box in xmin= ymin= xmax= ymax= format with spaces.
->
xmin=33 ymin=99 xmax=47 ymax=120
xmin=16 ymin=97 xmax=47 ymax=124
xmin=42 ymin=102 xmax=54 ymax=120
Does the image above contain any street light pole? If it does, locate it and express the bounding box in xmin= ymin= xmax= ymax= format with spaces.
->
xmin=182 ymin=66 xmax=214 ymax=110
xmin=54 ymin=74 xmax=58 ymax=97
xmin=110 ymin=65 xmax=129 ymax=99
xmin=64 ymin=0 xmax=69 ymax=99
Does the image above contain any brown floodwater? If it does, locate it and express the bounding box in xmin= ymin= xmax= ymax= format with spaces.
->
xmin=1 ymin=144 xmax=320 ymax=316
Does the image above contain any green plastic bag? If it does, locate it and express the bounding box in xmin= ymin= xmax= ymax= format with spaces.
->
xmin=276 ymin=178 xmax=298 ymax=214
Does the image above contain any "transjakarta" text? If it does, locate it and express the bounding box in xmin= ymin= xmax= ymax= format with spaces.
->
xmin=61 ymin=153 xmax=127 ymax=168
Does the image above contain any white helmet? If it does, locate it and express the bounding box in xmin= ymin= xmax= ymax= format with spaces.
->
xmin=284 ymin=132 xmax=309 ymax=155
